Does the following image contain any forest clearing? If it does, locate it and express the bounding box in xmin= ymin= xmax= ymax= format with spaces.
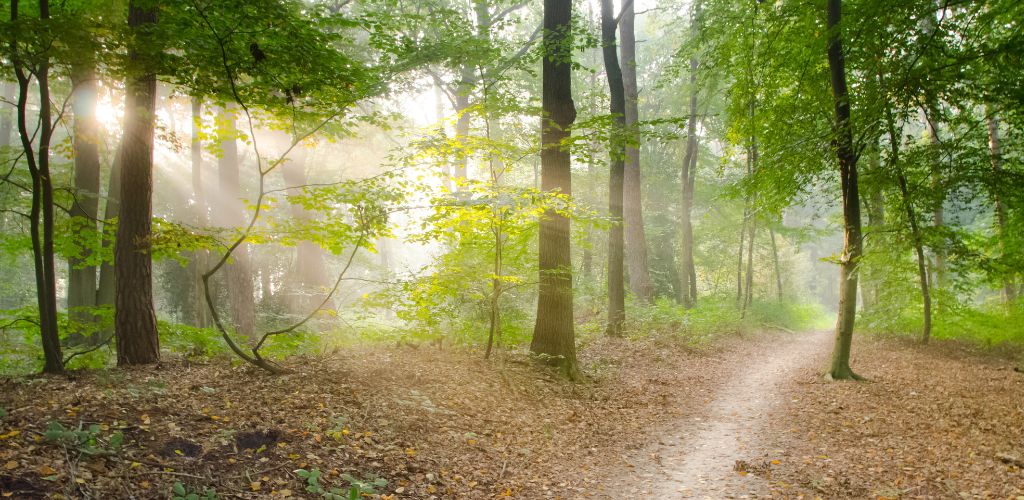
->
xmin=2 ymin=0 xmax=1024 ymax=498
xmin=1 ymin=331 xmax=1021 ymax=498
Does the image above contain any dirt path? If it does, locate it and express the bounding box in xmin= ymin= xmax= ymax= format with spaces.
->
xmin=608 ymin=330 xmax=833 ymax=498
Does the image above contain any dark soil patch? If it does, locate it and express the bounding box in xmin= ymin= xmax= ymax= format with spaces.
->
xmin=159 ymin=437 xmax=203 ymax=458
xmin=235 ymin=428 xmax=282 ymax=450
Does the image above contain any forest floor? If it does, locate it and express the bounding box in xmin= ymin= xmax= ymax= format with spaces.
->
xmin=0 ymin=329 xmax=1022 ymax=499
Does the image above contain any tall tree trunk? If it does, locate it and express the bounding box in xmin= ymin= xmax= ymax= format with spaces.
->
xmin=679 ymin=39 xmax=700 ymax=308
xmin=735 ymin=212 xmax=746 ymax=306
xmin=601 ymin=0 xmax=626 ymax=336
xmin=281 ymin=145 xmax=332 ymax=314
xmin=434 ymin=82 xmax=452 ymax=193
xmin=0 ymin=81 xmax=13 ymax=147
xmin=96 ymin=149 xmax=121 ymax=317
xmin=189 ymin=98 xmax=211 ymax=328
xmin=216 ymin=105 xmax=256 ymax=341
xmin=742 ymin=217 xmax=757 ymax=313
xmin=68 ymin=64 xmax=102 ymax=337
xmin=114 ymin=0 xmax=160 ymax=365
xmin=987 ymin=113 xmax=1016 ymax=304
xmin=619 ymin=2 xmax=654 ymax=304
xmin=826 ymin=0 xmax=863 ymax=380
xmin=12 ymin=0 xmax=63 ymax=373
xmin=531 ymin=0 xmax=578 ymax=377
xmin=924 ymin=116 xmax=946 ymax=299
xmin=879 ymin=80 xmax=932 ymax=344
xmin=862 ymin=145 xmax=885 ymax=311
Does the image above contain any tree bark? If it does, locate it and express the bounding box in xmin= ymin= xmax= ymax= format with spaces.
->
xmin=769 ymin=227 xmax=783 ymax=301
xmin=531 ymin=0 xmax=578 ymax=377
xmin=826 ymin=0 xmax=863 ymax=380
xmin=862 ymin=145 xmax=885 ymax=311
xmin=114 ymin=0 xmax=160 ymax=365
xmin=679 ymin=40 xmax=699 ymax=308
xmin=619 ymin=2 xmax=654 ymax=304
xmin=601 ymin=0 xmax=626 ymax=336
xmin=68 ymin=64 xmax=102 ymax=336
xmin=11 ymin=0 xmax=63 ymax=373
xmin=987 ymin=113 xmax=1016 ymax=304
xmin=96 ymin=148 xmax=121 ymax=316
xmin=0 ymin=81 xmax=13 ymax=147
xmin=189 ymin=98 xmax=211 ymax=328
xmin=216 ymin=105 xmax=256 ymax=341
xmin=281 ymin=145 xmax=332 ymax=314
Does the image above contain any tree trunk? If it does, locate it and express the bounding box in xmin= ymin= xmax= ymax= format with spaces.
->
xmin=96 ymin=148 xmax=121 ymax=316
xmin=925 ymin=116 xmax=946 ymax=299
xmin=0 ymin=81 xmax=13 ymax=147
xmin=531 ymin=0 xmax=578 ymax=377
xmin=679 ymin=40 xmax=700 ymax=308
xmin=826 ymin=0 xmax=863 ymax=380
xmin=189 ymin=98 xmax=211 ymax=328
xmin=281 ymin=145 xmax=332 ymax=314
xmin=742 ymin=217 xmax=757 ymax=314
xmin=216 ymin=105 xmax=256 ymax=341
xmin=769 ymin=227 xmax=783 ymax=301
xmin=862 ymin=145 xmax=885 ymax=311
xmin=68 ymin=64 xmax=102 ymax=337
xmin=735 ymin=211 xmax=747 ymax=306
xmin=602 ymin=0 xmax=626 ymax=337
xmin=114 ymin=0 xmax=160 ymax=365
xmin=12 ymin=0 xmax=63 ymax=373
xmin=619 ymin=2 xmax=654 ymax=304
xmin=987 ymin=113 xmax=1016 ymax=304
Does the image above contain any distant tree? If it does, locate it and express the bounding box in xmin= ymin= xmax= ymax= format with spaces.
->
xmin=619 ymin=1 xmax=653 ymax=304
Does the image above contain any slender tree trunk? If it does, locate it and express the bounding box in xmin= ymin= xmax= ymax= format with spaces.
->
xmin=826 ymin=0 xmax=863 ymax=380
xmin=880 ymin=85 xmax=932 ymax=343
xmin=68 ymin=64 xmax=102 ymax=338
xmin=531 ymin=0 xmax=578 ymax=377
xmin=189 ymin=98 xmax=211 ymax=328
xmin=97 ymin=149 xmax=121 ymax=316
xmin=679 ymin=53 xmax=699 ymax=308
xmin=769 ymin=227 xmax=782 ymax=301
xmin=862 ymin=145 xmax=885 ymax=311
xmin=216 ymin=105 xmax=256 ymax=341
xmin=114 ymin=0 xmax=160 ymax=365
xmin=12 ymin=0 xmax=63 ymax=373
xmin=434 ymin=82 xmax=452 ymax=193
xmin=0 ymin=81 xmax=13 ymax=147
xmin=735 ymin=211 xmax=747 ymax=306
xmin=987 ymin=113 xmax=1016 ymax=304
xmin=925 ymin=116 xmax=946 ymax=299
xmin=601 ymin=0 xmax=626 ymax=336
xmin=742 ymin=217 xmax=757 ymax=313
xmin=619 ymin=3 xmax=654 ymax=304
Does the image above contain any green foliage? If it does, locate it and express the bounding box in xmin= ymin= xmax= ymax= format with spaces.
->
xmin=618 ymin=295 xmax=830 ymax=346
xmin=42 ymin=421 xmax=125 ymax=457
xmin=295 ymin=468 xmax=386 ymax=500
xmin=172 ymin=481 xmax=218 ymax=500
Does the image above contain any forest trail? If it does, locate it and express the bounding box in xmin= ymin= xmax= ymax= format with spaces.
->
xmin=612 ymin=330 xmax=833 ymax=498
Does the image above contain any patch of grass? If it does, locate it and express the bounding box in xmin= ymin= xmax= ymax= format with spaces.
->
xmin=861 ymin=298 xmax=1024 ymax=348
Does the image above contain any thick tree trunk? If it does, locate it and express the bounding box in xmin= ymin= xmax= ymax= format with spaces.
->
xmin=68 ymin=65 xmax=102 ymax=336
xmin=189 ymin=98 xmax=211 ymax=328
xmin=619 ymin=3 xmax=654 ymax=304
xmin=12 ymin=0 xmax=63 ymax=373
xmin=602 ymin=0 xmax=626 ymax=336
xmin=114 ymin=0 xmax=160 ymax=365
xmin=826 ymin=0 xmax=863 ymax=380
xmin=987 ymin=114 xmax=1016 ymax=304
xmin=531 ymin=0 xmax=578 ymax=377
xmin=216 ymin=105 xmax=256 ymax=340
